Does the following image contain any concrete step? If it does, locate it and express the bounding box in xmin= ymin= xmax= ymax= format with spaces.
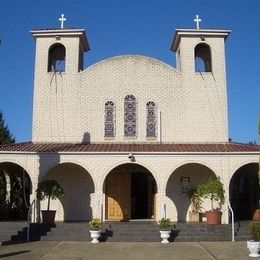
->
xmin=0 ymin=221 xmax=27 ymax=244
xmin=0 ymin=221 xmax=249 ymax=243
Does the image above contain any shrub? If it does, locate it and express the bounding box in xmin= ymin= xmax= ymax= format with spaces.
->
xmin=249 ymin=221 xmax=260 ymax=241
xmin=89 ymin=218 xmax=102 ymax=230
xmin=158 ymin=218 xmax=172 ymax=230
xmin=36 ymin=180 xmax=64 ymax=211
xmin=196 ymin=176 xmax=225 ymax=211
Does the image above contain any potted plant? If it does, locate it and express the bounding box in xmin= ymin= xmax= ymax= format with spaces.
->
xmin=158 ymin=218 xmax=172 ymax=243
xmin=89 ymin=218 xmax=102 ymax=243
xmin=247 ymin=221 xmax=260 ymax=257
xmin=196 ymin=176 xmax=225 ymax=224
xmin=36 ymin=179 xmax=64 ymax=225
xmin=187 ymin=189 xmax=203 ymax=222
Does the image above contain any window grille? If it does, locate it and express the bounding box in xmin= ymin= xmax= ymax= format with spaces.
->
xmin=104 ymin=101 xmax=115 ymax=137
xmin=124 ymin=95 xmax=136 ymax=137
xmin=146 ymin=101 xmax=156 ymax=137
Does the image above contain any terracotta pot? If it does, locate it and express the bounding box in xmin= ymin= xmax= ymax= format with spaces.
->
xmin=41 ymin=210 xmax=56 ymax=225
xmin=206 ymin=211 xmax=222 ymax=224
xmin=253 ymin=209 xmax=260 ymax=221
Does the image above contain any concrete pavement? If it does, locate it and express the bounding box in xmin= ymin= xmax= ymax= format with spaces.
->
xmin=0 ymin=241 xmax=253 ymax=260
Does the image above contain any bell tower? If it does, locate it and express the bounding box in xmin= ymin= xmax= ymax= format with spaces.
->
xmin=170 ymin=17 xmax=231 ymax=142
xmin=30 ymin=16 xmax=90 ymax=142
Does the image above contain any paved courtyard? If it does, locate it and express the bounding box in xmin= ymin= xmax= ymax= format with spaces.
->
xmin=0 ymin=241 xmax=253 ymax=260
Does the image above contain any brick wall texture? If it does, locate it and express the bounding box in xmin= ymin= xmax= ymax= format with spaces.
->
xmin=0 ymin=28 xmax=258 ymax=224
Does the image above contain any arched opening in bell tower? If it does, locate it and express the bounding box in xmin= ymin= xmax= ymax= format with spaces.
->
xmin=48 ymin=43 xmax=66 ymax=72
xmin=194 ymin=43 xmax=212 ymax=72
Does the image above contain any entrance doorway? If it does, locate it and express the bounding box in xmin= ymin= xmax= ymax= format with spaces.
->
xmin=105 ymin=163 xmax=157 ymax=221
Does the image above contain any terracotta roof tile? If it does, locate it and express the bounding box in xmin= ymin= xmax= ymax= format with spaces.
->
xmin=0 ymin=142 xmax=259 ymax=153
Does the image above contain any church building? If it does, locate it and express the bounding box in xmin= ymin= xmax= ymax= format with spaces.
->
xmin=0 ymin=16 xmax=259 ymax=224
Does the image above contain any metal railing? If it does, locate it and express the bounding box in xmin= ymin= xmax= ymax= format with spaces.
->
xmin=27 ymin=199 xmax=35 ymax=242
xmin=227 ymin=202 xmax=235 ymax=242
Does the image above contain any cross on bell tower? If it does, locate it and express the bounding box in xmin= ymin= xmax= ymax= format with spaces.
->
xmin=194 ymin=15 xmax=202 ymax=29
xmin=59 ymin=14 xmax=66 ymax=29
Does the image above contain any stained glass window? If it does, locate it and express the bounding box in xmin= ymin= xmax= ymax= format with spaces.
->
xmin=104 ymin=101 xmax=115 ymax=137
xmin=124 ymin=95 xmax=136 ymax=137
xmin=146 ymin=101 xmax=156 ymax=137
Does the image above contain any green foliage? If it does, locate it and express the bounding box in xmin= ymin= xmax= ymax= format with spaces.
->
xmin=36 ymin=180 xmax=64 ymax=211
xmin=0 ymin=112 xmax=15 ymax=145
xmin=0 ymin=171 xmax=7 ymax=204
xmin=187 ymin=188 xmax=203 ymax=213
xmin=89 ymin=218 xmax=102 ymax=230
xmin=196 ymin=176 xmax=225 ymax=211
xmin=158 ymin=218 xmax=172 ymax=230
xmin=249 ymin=221 xmax=260 ymax=241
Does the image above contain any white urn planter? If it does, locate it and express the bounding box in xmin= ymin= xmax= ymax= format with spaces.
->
xmin=159 ymin=230 xmax=171 ymax=244
xmin=247 ymin=240 xmax=260 ymax=257
xmin=90 ymin=230 xmax=101 ymax=243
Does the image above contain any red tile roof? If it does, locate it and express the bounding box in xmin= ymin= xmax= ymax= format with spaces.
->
xmin=0 ymin=142 xmax=259 ymax=153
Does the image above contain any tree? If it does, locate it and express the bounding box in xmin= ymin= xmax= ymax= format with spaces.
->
xmin=0 ymin=111 xmax=15 ymax=144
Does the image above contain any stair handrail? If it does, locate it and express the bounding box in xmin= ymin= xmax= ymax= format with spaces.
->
xmin=227 ymin=201 xmax=235 ymax=242
xmin=27 ymin=199 xmax=35 ymax=242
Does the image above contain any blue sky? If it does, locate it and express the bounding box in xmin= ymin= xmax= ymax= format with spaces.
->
xmin=0 ymin=0 xmax=259 ymax=143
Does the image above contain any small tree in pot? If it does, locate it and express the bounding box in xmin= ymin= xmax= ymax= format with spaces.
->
xmin=196 ymin=176 xmax=225 ymax=224
xmin=36 ymin=179 xmax=64 ymax=225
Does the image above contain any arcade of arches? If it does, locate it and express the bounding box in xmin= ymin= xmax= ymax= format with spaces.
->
xmin=0 ymin=160 xmax=259 ymax=222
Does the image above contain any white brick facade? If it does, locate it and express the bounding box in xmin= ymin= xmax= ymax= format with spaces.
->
xmin=0 ymin=151 xmax=259 ymax=223
xmin=31 ymin=29 xmax=229 ymax=143
xmin=0 ymin=27 xmax=259 ymax=224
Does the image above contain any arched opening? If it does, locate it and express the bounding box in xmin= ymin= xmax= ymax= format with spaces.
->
xmin=104 ymin=163 xmax=157 ymax=221
xmin=166 ymin=163 xmax=216 ymax=222
xmin=229 ymin=163 xmax=259 ymax=221
xmin=48 ymin=43 xmax=66 ymax=72
xmin=194 ymin=43 xmax=212 ymax=72
xmin=42 ymin=162 xmax=94 ymax=221
xmin=0 ymin=162 xmax=32 ymax=220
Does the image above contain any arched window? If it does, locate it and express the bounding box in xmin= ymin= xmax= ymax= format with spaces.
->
xmin=124 ymin=95 xmax=137 ymax=137
xmin=194 ymin=43 xmax=212 ymax=72
xmin=104 ymin=101 xmax=115 ymax=137
xmin=146 ymin=101 xmax=156 ymax=137
xmin=48 ymin=43 xmax=66 ymax=72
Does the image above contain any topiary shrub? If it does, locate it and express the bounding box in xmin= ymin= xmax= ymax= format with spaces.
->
xmin=36 ymin=179 xmax=64 ymax=211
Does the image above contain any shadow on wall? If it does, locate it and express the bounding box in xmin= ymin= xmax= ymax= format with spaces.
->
xmin=166 ymin=163 xmax=216 ymax=222
xmin=40 ymin=162 xmax=94 ymax=221
xmin=229 ymin=163 xmax=259 ymax=221
xmin=82 ymin=132 xmax=91 ymax=144
xmin=0 ymin=162 xmax=32 ymax=221
xmin=37 ymin=152 xmax=61 ymax=222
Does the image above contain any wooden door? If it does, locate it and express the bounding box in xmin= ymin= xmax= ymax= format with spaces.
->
xmin=105 ymin=170 xmax=131 ymax=221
